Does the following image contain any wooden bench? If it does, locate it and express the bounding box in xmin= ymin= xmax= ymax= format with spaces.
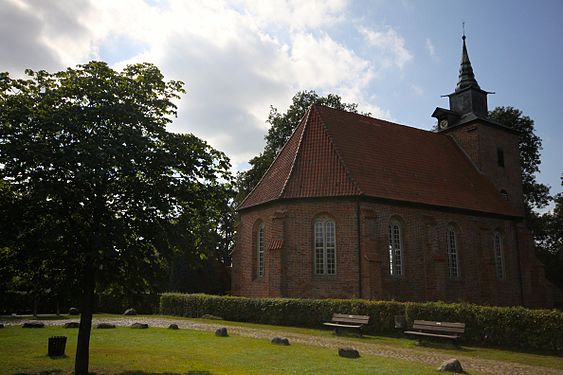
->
xmin=323 ymin=313 xmax=370 ymax=337
xmin=404 ymin=320 xmax=465 ymax=345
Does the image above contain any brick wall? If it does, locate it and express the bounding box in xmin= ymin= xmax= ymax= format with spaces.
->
xmin=232 ymin=197 xmax=546 ymax=306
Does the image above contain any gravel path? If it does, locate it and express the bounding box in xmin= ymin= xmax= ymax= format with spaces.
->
xmin=3 ymin=316 xmax=562 ymax=375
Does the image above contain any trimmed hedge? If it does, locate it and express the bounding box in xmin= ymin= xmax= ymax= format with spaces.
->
xmin=160 ymin=293 xmax=563 ymax=353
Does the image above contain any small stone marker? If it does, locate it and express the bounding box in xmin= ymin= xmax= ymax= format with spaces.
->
xmin=131 ymin=322 xmax=149 ymax=329
xmin=437 ymin=358 xmax=463 ymax=373
xmin=23 ymin=321 xmax=45 ymax=328
xmin=64 ymin=322 xmax=80 ymax=328
xmin=68 ymin=307 xmax=80 ymax=315
xmin=97 ymin=323 xmax=116 ymax=329
xmin=123 ymin=308 xmax=137 ymax=316
xmin=338 ymin=347 xmax=360 ymax=358
xmin=215 ymin=327 xmax=228 ymax=337
xmin=168 ymin=324 xmax=179 ymax=330
xmin=271 ymin=337 xmax=290 ymax=346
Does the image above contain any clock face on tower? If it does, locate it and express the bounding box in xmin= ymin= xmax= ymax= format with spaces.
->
xmin=439 ymin=119 xmax=448 ymax=129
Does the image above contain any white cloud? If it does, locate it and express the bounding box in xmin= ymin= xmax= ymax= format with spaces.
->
xmin=425 ymin=38 xmax=437 ymax=59
xmin=240 ymin=0 xmax=348 ymax=30
xmin=358 ymin=26 xmax=412 ymax=69
xmin=0 ymin=0 xmax=396 ymax=170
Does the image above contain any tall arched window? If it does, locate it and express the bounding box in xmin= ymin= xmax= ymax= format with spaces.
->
xmin=388 ymin=219 xmax=404 ymax=276
xmin=257 ymin=223 xmax=265 ymax=277
xmin=314 ymin=217 xmax=336 ymax=275
xmin=447 ymin=225 xmax=460 ymax=278
xmin=493 ymin=231 xmax=505 ymax=280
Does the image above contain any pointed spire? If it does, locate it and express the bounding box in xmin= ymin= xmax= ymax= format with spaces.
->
xmin=455 ymin=33 xmax=481 ymax=92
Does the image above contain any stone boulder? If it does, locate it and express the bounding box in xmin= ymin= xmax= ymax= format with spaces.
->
xmin=215 ymin=327 xmax=228 ymax=337
xmin=64 ymin=322 xmax=80 ymax=328
xmin=68 ymin=307 xmax=80 ymax=315
xmin=97 ymin=323 xmax=116 ymax=329
xmin=437 ymin=359 xmax=464 ymax=373
xmin=338 ymin=347 xmax=360 ymax=359
xmin=123 ymin=308 xmax=137 ymax=316
xmin=271 ymin=337 xmax=290 ymax=346
xmin=168 ymin=324 xmax=179 ymax=330
xmin=23 ymin=321 xmax=44 ymax=328
xmin=131 ymin=322 xmax=149 ymax=329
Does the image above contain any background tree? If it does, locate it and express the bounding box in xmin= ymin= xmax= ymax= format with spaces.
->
xmin=0 ymin=62 xmax=232 ymax=374
xmin=236 ymin=90 xmax=364 ymax=202
xmin=535 ymin=176 xmax=563 ymax=291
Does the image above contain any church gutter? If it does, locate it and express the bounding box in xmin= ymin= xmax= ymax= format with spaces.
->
xmin=356 ymin=199 xmax=362 ymax=299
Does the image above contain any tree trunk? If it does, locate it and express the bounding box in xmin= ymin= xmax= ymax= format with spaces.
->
xmin=75 ymin=262 xmax=96 ymax=375
xmin=33 ymin=295 xmax=38 ymax=318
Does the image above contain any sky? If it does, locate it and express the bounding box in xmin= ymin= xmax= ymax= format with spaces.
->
xmin=1 ymin=0 xmax=562 ymax=197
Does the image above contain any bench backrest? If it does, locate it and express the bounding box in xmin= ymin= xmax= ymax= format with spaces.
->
xmin=412 ymin=320 xmax=465 ymax=334
xmin=332 ymin=313 xmax=370 ymax=325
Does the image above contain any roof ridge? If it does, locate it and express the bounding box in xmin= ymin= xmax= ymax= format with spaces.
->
xmin=314 ymin=106 xmax=363 ymax=195
xmin=279 ymin=107 xmax=311 ymax=198
xmin=314 ymin=104 xmax=436 ymax=136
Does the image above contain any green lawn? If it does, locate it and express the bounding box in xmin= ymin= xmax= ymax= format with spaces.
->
xmin=0 ymin=325 xmax=449 ymax=375
xmin=165 ymin=315 xmax=563 ymax=370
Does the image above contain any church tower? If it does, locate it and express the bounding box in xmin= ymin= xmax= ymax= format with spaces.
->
xmin=432 ymin=35 xmax=525 ymax=215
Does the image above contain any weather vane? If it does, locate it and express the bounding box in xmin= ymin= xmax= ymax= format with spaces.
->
xmin=462 ymin=21 xmax=466 ymax=39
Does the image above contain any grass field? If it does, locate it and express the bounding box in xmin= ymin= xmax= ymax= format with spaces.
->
xmin=1 ymin=315 xmax=562 ymax=374
xmin=0 ymin=325 xmax=448 ymax=375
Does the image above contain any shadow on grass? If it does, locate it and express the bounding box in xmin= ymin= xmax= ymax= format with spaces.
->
xmin=13 ymin=371 xmax=63 ymax=375
xmin=119 ymin=371 xmax=212 ymax=375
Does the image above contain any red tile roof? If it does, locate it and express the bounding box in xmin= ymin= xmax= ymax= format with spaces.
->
xmin=238 ymin=105 xmax=520 ymax=217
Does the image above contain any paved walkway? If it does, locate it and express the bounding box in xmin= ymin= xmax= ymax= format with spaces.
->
xmin=3 ymin=316 xmax=562 ymax=375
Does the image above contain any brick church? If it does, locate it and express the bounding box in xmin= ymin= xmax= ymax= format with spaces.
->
xmin=231 ymin=36 xmax=554 ymax=307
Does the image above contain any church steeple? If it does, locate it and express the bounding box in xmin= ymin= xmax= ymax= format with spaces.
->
xmin=432 ymin=32 xmax=492 ymax=130
xmin=456 ymin=35 xmax=481 ymax=92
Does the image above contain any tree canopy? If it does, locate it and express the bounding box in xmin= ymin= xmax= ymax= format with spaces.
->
xmin=235 ymin=90 xmax=364 ymax=202
xmin=0 ymin=62 xmax=232 ymax=374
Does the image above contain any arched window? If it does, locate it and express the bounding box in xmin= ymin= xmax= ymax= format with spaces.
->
xmin=314 ymin=217 xmax=336 ymax=275
xmin=257 ymin=223 xmax=265 ymax=277
xmin=447 ymin=225 xmax=460 ymax=278
xmin=493 ymin=231 xmax=505 ymax=280
xmin=388 ymin=219 xmax=404 ymax=276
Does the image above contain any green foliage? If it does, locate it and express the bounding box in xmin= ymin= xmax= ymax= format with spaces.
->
xmin=235 ymin=90 xmax=364 ymax=202
xmin=0 ymin=61 xmax=233 ymax=374
xmin=161 ymin=293 xmax=563 ymax=353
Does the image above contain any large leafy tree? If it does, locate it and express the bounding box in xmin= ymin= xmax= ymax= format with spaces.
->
xmin=236 ymin=90 xmax=363 ymax=202
xmin=0 ymin=62 xmax=232 ymax=374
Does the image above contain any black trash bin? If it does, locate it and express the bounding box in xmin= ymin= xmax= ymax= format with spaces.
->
xmin=48 ymin=336 xmax=67 ymax=357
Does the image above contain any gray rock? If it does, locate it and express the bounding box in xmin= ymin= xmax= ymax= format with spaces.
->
xmin=97 ymin=323 xmax=116 ymax=329
xmin=123 ymin=308 xmax=137 ymax=316
xmin=131 ymin=322 xmax=148 ymax=329
xmin=437 ymin=359 xmax=464 ymax=373
xmin=23 ymin=321 xmax=44 ymax=328
xmin=271 ymin=337 xmax=290 ymax=346
xmin=215 ymin=327 xmax=228 ymax=337
xmin=64 ymin=322 xmax=80 ymax=328
xmin=201 ymin=314 xmax=223 ymax=320
xmin=168 ymin=324 xmax=179 ymax=330
xmin=338 ymin=347 xmax=360 ymax=358
xmin=68 ymin=307 xmax=79 ymax=315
